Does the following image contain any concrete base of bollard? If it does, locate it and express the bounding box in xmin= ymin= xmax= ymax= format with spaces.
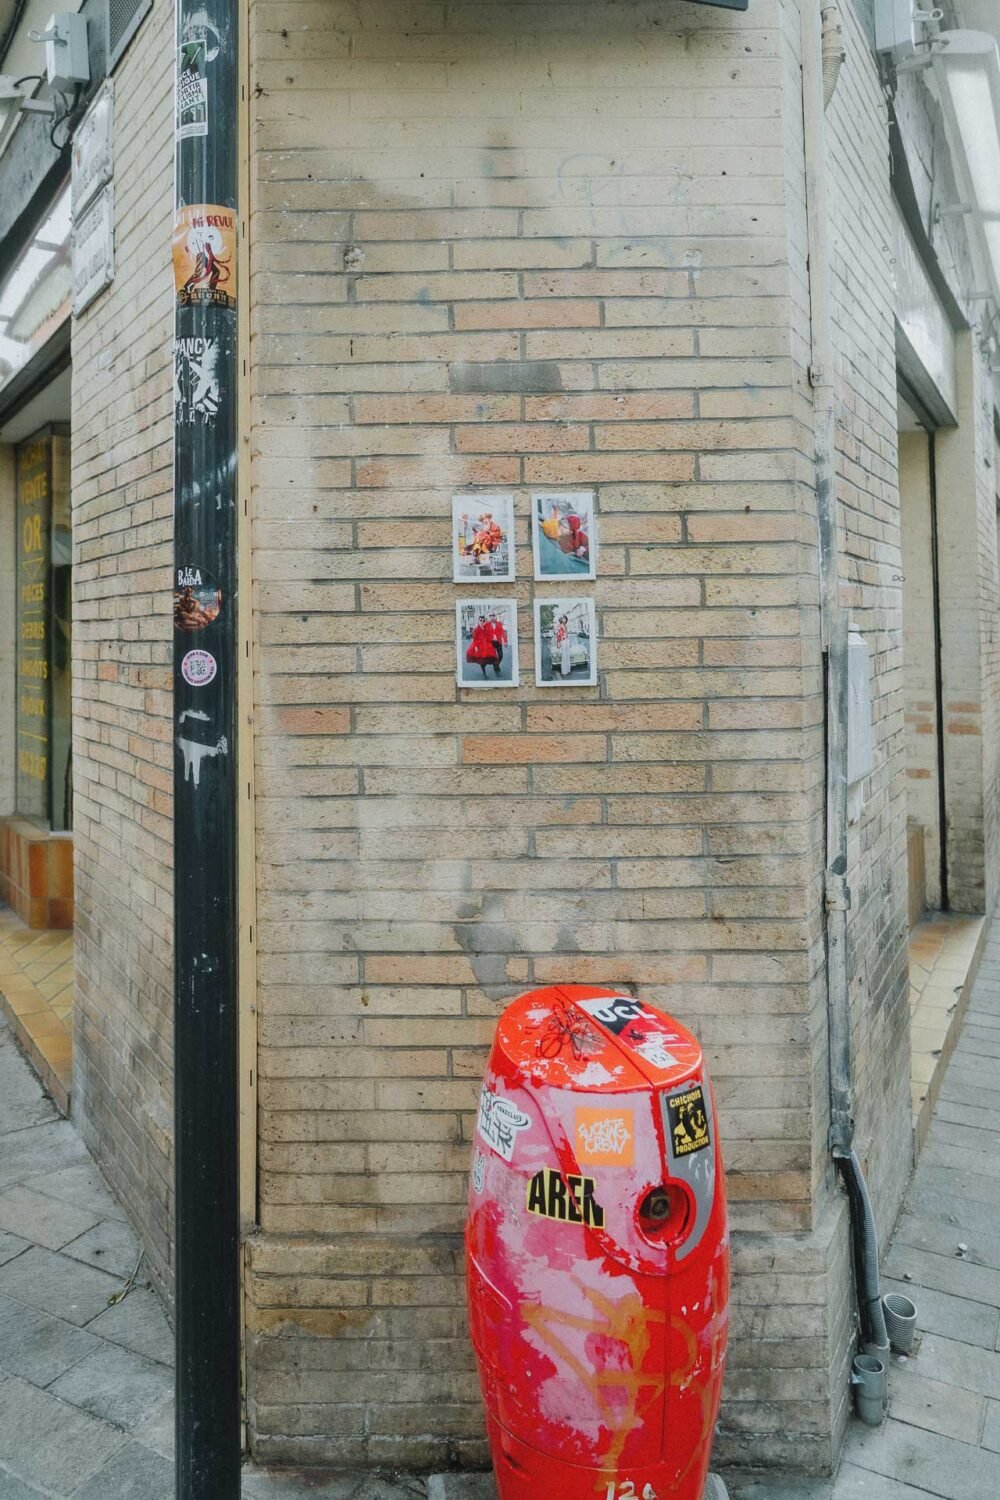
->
xmin=705 ymin=1476 xmax=731 ymax=1500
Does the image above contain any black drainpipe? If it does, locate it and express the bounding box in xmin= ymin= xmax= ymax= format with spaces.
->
xmin=171 ymin=0 xmax=241 ymax=1493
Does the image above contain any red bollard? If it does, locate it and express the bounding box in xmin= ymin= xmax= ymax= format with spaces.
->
xmin=466 ymin=986 xmax=729 ymax=1500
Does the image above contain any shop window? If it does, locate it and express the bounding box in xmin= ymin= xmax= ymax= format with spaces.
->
xmin=16 ymin=427 xmax=72 ymax=832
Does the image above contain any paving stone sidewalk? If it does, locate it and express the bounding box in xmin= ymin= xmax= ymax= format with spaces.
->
xmin=0 ymin=1013 xmax=492 ymax=1500
xmin=5 ymin=919 xmax=1000 ymax=1500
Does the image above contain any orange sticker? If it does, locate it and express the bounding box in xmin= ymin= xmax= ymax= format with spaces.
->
xmin=575 ymin=1106 xmax=634 ymax=1167
xmin=173 ymin=204 xmax=236 ymax=309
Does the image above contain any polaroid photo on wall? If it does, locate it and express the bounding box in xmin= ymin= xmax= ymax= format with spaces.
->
xmin=456 ymin=598 xmax=519 ymax=688
xmin=534 ymin=597 xmax=597 ymax=687
xmin=452 ymin=495 xmax=516 ymax=584
xmin=531 ymin=491 xmax=596 ymax=581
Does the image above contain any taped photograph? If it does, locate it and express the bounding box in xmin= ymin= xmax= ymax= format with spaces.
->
xmin=531 ymin=491 xmax=595 ymax=580
xmin=456 ymin=599 xmax=519 ymax=688
xmin=453 ymin=495 xmax=515 ymax=583
xmin=534 ymin=597 xmax=597 ymax=687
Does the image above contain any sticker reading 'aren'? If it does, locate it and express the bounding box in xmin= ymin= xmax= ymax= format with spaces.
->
xmin=666 ymin=1085 xmax=711 ymax=1158
xmin=526 ymin=1169 xmax=605 ymax=1227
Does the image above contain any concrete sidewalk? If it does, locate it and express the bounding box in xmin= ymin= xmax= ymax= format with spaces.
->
xmin=731 ymin=914 xmax=1000 ymax=1500
xmin=4 ymin=919 xmax=1000 ymax=1499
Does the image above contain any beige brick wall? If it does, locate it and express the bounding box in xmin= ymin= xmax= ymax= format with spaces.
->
xmin=934 ymin=336 xmax=999 ymax=916
xmin=71 ymin=0 xmax=176 ymax=1303
xmin=818 ymin=0 xmax=912 ymax=1241
xmin=988 ymin=434 xmax=1000 ymax=894
xmin=892 ymin=13 xmax=1000 ymax=923
xmin=247 ymin=0 xmax=846 ymax=1471
xmin=898 ymin=430 xmax=941 ymax=912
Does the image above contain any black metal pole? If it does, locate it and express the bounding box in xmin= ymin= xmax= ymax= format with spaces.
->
xmin=172 ymin=0 xmax=241 ymax=1494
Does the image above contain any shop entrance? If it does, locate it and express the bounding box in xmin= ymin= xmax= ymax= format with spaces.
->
xmin=15 ymin=425 xmax=72 ymax=834
xmin=897 ymin=375 xmax=987 ymax=1151
xmin=0 ymin=373 xmax=74 ymax=1110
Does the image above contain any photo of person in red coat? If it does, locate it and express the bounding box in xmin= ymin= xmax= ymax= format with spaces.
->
xmin=466 ymin=615 xmax=501 ymax=679
xmin=456 ymin=600 xmax=519 ymax=688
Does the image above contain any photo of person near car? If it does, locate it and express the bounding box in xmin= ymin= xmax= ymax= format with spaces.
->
xmin=534 ymin=597 xmax=596 ymax=686
xmin=531 ymin=492 xmax=596 ymax=580
xmin=455 ymin=599 xmax=519 ymax=687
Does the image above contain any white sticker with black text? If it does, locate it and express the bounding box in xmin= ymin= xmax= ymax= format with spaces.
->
xmin=476 ymin=1087 xmax=530 ymax=1163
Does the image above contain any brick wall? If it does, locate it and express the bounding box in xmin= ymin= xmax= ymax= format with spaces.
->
xmin=891 ymin=11 xmax=1000 ymax=922
xmin=246 ymin=0 xmax=849 ymax=1472
xmin=71 ymin=0 xmax=176 ymax=1303
xmin=935 ymin=338 xmax=996 ymax=915
xmin=898 ymin=430 xmax=942 ymax=913
xmin=987 ymin=433 xmax=1000 ymax=896
xmin=819 ymin=0 xmax=913 ymax=1244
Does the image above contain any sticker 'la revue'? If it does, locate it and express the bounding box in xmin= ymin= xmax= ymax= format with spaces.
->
xmin=173 ymin=205 xmax=237 ymax=310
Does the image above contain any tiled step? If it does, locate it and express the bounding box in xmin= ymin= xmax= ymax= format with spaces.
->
xmin=0 ymin=905 xmax=73 ymax=1114
xmin=909 ymin=912 xmax=987 ymax=1157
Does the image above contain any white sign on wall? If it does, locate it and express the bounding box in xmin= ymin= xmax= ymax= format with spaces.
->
xmin=72 ymin=81 xmax=114 ymax=215
xmin=72 ymin=185 xmax=114 ymax=315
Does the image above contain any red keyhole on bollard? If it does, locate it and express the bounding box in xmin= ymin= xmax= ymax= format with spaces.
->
xmin=466 ymin=986 xmax=730 ymax=1500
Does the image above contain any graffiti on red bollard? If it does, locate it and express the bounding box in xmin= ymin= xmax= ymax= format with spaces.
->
xmin=466 ymin=986 xmax=729 ymax=1500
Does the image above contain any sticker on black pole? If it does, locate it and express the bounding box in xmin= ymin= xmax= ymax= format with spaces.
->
xmin=181 ymin=648 xmax=217 ymax=687
xmin=174 ymin=567 xmax=222 ymax=631
xmin=173 ymin=206 xmax=237 ymax=310
xmin=174 ymin=336 xmax=221 ymax=424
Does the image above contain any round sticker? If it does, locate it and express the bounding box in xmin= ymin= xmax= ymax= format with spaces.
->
xmin=181 ymin=649 xmax=217 ymax=687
